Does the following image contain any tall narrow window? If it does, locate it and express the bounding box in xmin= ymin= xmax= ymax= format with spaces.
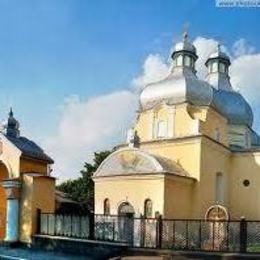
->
xmin=212 ymin=62 xmax=218 ymax=73
xmin=215 ymin=173 xmax=224 ymax=205
xmin=144 ymin=199 xmax=153 ymax=218
xmin=157 ymin=120 xmax=167 ymax=138
xmin=184 ymin=55 xmax=191 ymax=67
xmin=219 ymin=62 xmax=226 ymax=73
xmin=176 ymin=55 xmax=183 ymax=67
xmin=104 ymin=198 xmax=110 ymax=215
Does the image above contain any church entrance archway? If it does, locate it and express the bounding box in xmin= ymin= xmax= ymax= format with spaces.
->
xmin=118 ymin=202 xmax=135 ymax=244
xmin=0 ymin=162 xmax=9 ymax=240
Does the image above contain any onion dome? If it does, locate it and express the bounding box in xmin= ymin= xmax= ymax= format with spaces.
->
xmin=140 ymin=32 xmax=214 ymax=110
xmin=6 ymin=108 xmax=20 ymax=138
xmin=205 ymin=45 xmax=253 ymax=126
xmin=213 ymin=90 xmax=253 ymax=126
xmin=172 ymin=32 xmax=197 ymax=59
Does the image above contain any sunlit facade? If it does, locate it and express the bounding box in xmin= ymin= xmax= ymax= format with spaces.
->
xmin=0 ymin=109 xmax=55 ymax=243
xmin=93 ymin=32 xmax=260 ymax=221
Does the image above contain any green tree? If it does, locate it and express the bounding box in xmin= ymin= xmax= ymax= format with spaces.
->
xmin=57 ymin=150 xmax=112 ymax=212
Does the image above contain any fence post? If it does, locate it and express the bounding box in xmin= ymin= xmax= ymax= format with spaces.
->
xmin=156 ymin=215 xmax=163 ymax=248
xmin=89 ymin=213 xmax=95 ymax=240
xmin=36 ymin=208 xmax=41 ymax=234
xmin=240 ymin=217 xmax=247 ymax=253
xmin=140 ymin=214 xmax=145 ymax=247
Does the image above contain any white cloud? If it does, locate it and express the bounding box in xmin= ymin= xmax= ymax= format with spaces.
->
xmin=230 ymin=54 xmax=260 ymax=127
xmin=132 ymin=54 xmax=169 ymax=90
xmin=193 ymin=37 xmax=219 ymax=78
xmin=46 ymin=36 xmax=260 ymax=181
xmin=45 ymin=91 xmax=137 ymax=181
xmin=232 ymin=39 xmax=255 ymax=57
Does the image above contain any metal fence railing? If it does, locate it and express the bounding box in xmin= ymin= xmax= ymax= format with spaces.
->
xmin=38 ymin=213 xmax=260 ymax=253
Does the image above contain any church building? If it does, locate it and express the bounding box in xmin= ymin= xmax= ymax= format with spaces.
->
xmin=93 ymin=32 xmax=260 ymax=221
xmin=0 ymin=109 xmax=55 ymax=243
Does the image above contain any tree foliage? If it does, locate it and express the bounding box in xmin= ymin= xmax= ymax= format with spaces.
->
xmin=57 ymin=150 xmax=112 ymax=212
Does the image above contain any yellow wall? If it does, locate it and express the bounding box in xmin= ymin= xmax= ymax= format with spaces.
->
xmin=20 ymin=158 xmax=48 ymax=174
xmin=164 ymin=175 xmax=194 ymax=218
xmin=20 ymin=174 xmax=34 ymax=243
xmin=229 ymin=152 xmax=260 ymax=219
xmin=19 ymin=174 xmax=55 ymax=243
xmin=140 ymin=138 xmax=201 ymax=180
xmin=95 ymin=174 xmax=165 ymax=216
xmin=135 ymin=103 xmax=228 ymax=147
xmin=197 ymin=137 xmax=230 ymax=218
xmin=0 ymin=134 xmax=22 ymax=178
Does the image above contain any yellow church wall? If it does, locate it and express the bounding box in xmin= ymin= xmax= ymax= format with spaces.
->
xmin=19 ymin=174 xmax=55 ymax=243
xmin=0 ymin=134 xmax=22 ymax=178
xmin=197 ymin=108 xmax=228 ymax=147
xmin=135 ymin=110 xmax=151 ymax=142
xmin=31 ymin=176 xmax=55 ymax=235
xmin=229 ymin=152 xmax=260 ymax=220
xmin=94 ymin=175 xmax=165 ymax=216
xmin=20 ymin=157 xmax=48 ymax=174
xmin=140 ymin=138 xmax=201 ymax=180
xmin=135 ymin=103 xmax=228 ymax=148
xmin=135 ymin=104 xmax=200 ymax=142
xmin=174 ymin=104 xmax=199 ymax=138
xmin=193 ymin=137 xmax=230 ymax=218
xmin=19 ymin=174 xmax=34 ymax=243
xmin=164 ymin=175 xmax=194 ymax=219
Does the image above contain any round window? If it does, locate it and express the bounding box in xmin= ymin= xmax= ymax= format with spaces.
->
xmin=243 ymin=179 xmax=250 ymax=187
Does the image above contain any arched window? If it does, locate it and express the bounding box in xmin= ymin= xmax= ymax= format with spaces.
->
xmin=144 ymin=199 xmax=153 ymax=218
xmin=215 ymin=172 xmax=224 ymax=204
xmin=104 ymin=198 xmax=110 ymax=215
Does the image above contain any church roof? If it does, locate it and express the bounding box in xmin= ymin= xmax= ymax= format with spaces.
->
xmin=4 ymin=108 xmax=54 ymax=164
xmin=6 ymin=135 xmax=54 ymax=163
xmin=93 ymin=148 xmax=192 ymax=179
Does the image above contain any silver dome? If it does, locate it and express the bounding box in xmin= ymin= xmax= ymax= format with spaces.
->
xmin=208 ymin=50 xmax=230 ymax=62
xmin=212 ymin=90 xmax=253 ymax=126
xmin=140 ymin=67 xmax=214 ymax=109
xmin=174 ymin=41 xmax=196 ymax=54
xmin=173 ymin=32 xmax=197 ymax=55
xmin=206 ymin=44 xmax=230 ymax=65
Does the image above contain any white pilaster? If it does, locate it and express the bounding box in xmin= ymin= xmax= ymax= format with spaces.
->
xmin=167 ymin=106 xmax=175 ymax=138
xmin=1 ymin=179 xmax=20 ymax=243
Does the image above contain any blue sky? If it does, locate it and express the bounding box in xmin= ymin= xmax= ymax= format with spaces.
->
xmin=0 ymin=1 xmax=259 ymax=179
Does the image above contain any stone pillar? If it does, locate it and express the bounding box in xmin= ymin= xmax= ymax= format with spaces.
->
xmin=1 ymin=179 xmax=20 ymax=243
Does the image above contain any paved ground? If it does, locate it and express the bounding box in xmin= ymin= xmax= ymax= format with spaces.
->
xmin=0 ymin=247 xmax=93 ymax=260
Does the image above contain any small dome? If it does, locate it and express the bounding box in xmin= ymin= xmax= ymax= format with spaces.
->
xmin=6 ymin=108 xmax=20 ymax=138
xmin=205 ymin=44 xmax=230 ymax=66
xmin=94 ymin=148 xmax=190 ymax=178
xmin=173 ymin=32 xmax=197 ymax=54
xmin=213 ymin=90 xmax=253 ymax=126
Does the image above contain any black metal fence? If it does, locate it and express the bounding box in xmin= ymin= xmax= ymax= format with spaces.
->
xmin=39 ymin=213 xmax=260 ymax=253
